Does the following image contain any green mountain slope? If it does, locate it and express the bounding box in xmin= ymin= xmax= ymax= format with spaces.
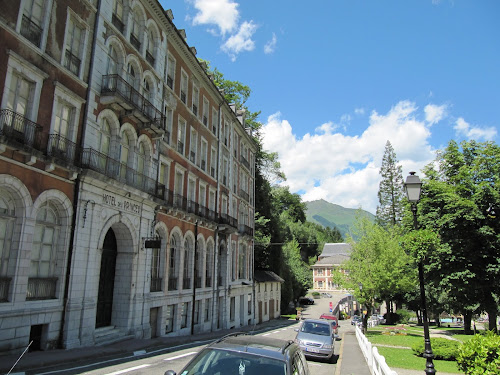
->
xmin=305 ymin=199 xmax=375 ymax=239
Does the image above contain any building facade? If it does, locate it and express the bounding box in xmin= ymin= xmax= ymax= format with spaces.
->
xmin=254 ymin=270 xmax=283 ymax=324
xmin=312 ymin=243 xmax=351 ymax=291
xmin=0 ymin=0 xmax=257 ymax=353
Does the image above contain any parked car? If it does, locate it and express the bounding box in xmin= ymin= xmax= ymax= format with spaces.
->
xmin=319 ymin=313 xmax=339 ymax=337
xmin=321 ymin=292 xmax=333 ymax=298
xmin=164 ymin=332 xmax=310 ymax=375
xmin=294 ymin=319 xmax=336 ymax=362
xmin=351 ymin=315 xmax=362 ymax=326
xmin=299 ymin=297 xmax=315 ymax=305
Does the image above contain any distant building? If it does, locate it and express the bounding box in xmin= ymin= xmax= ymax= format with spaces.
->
xmin=312 ymin=243 xmax=351 ymax=291
xmin=254 ymin=270 xmax=284 ymax=324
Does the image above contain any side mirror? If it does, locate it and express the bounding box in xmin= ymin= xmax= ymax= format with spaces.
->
xmin=165 ymin=371 xmax=177 ymax=375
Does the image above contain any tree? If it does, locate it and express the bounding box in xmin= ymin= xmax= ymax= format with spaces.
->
xmin=376 ymin=140 xmax=405 ymax=227
xmin=332 ymin=217 xmax=415 ymax=332
xmin=280 ymin=240 xmax=312 ymax=311
xmin=417 ymin=140 xmax=500 ymax=332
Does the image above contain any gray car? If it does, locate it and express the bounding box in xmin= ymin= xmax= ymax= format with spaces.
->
xmin=294 ymin=319 xmax=335 ymax=362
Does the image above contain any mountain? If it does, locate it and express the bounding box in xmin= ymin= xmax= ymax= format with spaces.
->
xmin=305 ymin=199 xmax=375 ymax=239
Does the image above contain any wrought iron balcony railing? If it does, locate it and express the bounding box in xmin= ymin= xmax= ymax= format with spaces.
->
xmin=150 ymin=277 xmax=162 ymax=292
xmin=79 ymin=148 xmax=165 ymax=199
xmin=26 ymin=277 xmax=57 ymax=300
xmin=219 ymin=213 xmax=237 ymax=228
xmin=0 ymin=109 xmax=43 ymax=151
xmin=0 ymin=277 xmax=10 ymax=302
xmin=64 ymin=49 xmax=81 ymax=76
xmin=168 ymin=277 xmax=177 ymax=291
xmin=47 ymin=134 xmax=79 ymax=163
xmin=21 ymin=14 xmax=42 ymax=47
xmin=101 ymin=75 xmax=164 ymax=127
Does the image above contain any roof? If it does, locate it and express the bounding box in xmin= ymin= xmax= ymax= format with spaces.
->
xmin=318 ymin=243 xmax=352 ymax=260
xmin=254 ymin=270 xmax=285 ymax=283
xmin=312 ymin=254 xmax=350 ymax=267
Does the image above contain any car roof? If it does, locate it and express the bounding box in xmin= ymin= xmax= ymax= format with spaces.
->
xmin=302 ymin=318 xmax=332 ymax=325
xmin=320 ymin=314 xmax=337 ymax=319
xmin=208 ymin=333 xmax=297 ymax=361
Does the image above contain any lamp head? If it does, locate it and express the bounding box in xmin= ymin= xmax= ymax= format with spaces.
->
xmin=404 ymin=172 xmax=422 ymax=203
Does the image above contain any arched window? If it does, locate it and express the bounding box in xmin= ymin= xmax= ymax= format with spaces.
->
xmin=130 ymin=10 xmax=141 ymax=51
xmin=120 ymin=131 xmax=130 ymax=167
xmin=183 ymin=238 xmax=191 ymax=289
xmin=107 ymin=45 xmax=119 ymax=75
xmin=146 ymin=29 xmax=155 ymax=66
xmin=150 ymin=230 xmax=162 ymax=292
xmin=100 ymin=119 xmax=111 ymax=155
xmin=168 ymin=235 xmax=179 ymax=291
xmin=239 ymin=244 xmax=247 ymax=279
xmin=196 ymin=239 xmax=203 ymax=288
xmin=136 ymin=142 xmax=146 ymax=176
xmin=0 ymin=194 xmax=15 ymax=278
xmin=205 ymin=242 xmax=213 ymax=287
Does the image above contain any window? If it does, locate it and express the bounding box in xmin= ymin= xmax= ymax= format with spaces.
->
xmin=202 ymin=97 xmax=209 ymax=126
xmin=0 ymin=193 xmax=15 ymax=302
xmin=199 ymin=184 xmax=206 ymax=209
xmin=193 ymin=300 xmax=200 ymax=324
xmin=136 ymin=142 xmax=146 ymax=176
xmin=238 ymin=244 xmax=246 ymax=279
xmin=189 ymin=128 xmax=197 ymax=164
xmin=166 ymin=55 xmax=175 ymax=89
xmin=204 ymin=298 xmax=211 ymax=322
xmin=107 ymin=45 xmax=119 ymax=75
xmin=163 ymin=106 xmax=173 ymax=144
xmin=98 ymin=119 xmax=111 ymax=170
xmin=211 ymin=107 xmax=218 ymax=134
xmin=183 ymin=239 xmax=191 ymax=289
xmin=165 ymin=304 xmax=175 ymax=333
xmin=200 ymin=139 xmax=208 ymax=171
xmin=6 ymin=73 xmax=35 ymax=119
xmin=205 ymin=242 xmax=212 ymax=287
xmin=50 ymin=100 xmax=74 ymax=157
xmin=130 ymin=10 xmax=141 ymax=51
xmin=174 ymin=169 xmax=184 ymax=207
xmin=181 ymin=302 xmax=189 ymax=328
xmin=145 ymin=29 xmax=155 ymax=66
xmin=209 ymin=190 xmax=215 ymax=212
xmin=223 ymin=118 xmax=230 ymax=147
xmin=231 ymin=244 xmax=236 ymax=281
xmin=222 ymin=158 xmax=228 ymax=186
xmin=177 ymin=118 xmax=186 ymax=154
xmin=64 ymin=17 xmax=85 ymax=76
xmin=195 ymin=240 xmax=203 ymax=288
xmin=168 ymin=235 xmax=179 ymax=290
xmin=150 ymin=233 xmax=162 ymax=292
xmin=210 ymin=146 xmax=217 ymax=178
xmin=20 ymin=0 xmax=47 ymax=47
xmin=119 ymin=131 xmax=130 ymax=179
xmin=247 ymin=294 xmax=252 ymax=314
xmin=230 ymin=297 xmax=235 ymax=321
xmin=180 ymin=71 xmax=188 ymax=104
xmin=112 ymin=0 xmax=125 ymax=33
xmin=192 ymin=84 xmax=199 ymax=116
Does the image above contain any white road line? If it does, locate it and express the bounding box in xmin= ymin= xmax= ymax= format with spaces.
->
xmin=262 ymin=333 xmax=271 ymax=336
xmin=105 ymin=364 xmax=151 ymax=375
xmin=164 ymin=351 xmax=198 ymax=361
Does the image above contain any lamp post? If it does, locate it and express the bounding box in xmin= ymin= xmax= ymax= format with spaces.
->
xmin=358 ymin=282 xmax=365 ymax=333
xmin=404 ymin=172 xmax=436 ymax=375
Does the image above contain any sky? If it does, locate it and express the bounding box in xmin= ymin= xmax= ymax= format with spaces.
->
xmin=160 ymin=0 xmax=499 ymax=214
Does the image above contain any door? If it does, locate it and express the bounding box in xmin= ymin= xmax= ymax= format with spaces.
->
xmin=150 ymin=307 xmax=159 ymax=338
xmin=96 ymin=229 xmax=117 ymax=328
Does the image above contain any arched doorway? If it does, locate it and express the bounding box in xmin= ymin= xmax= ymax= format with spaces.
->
xmin=96 ymin=229 xmax=117 ymax=328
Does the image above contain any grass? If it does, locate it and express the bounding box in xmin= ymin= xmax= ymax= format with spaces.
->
xmin=376 ymin=346 xmax=461 ymax=374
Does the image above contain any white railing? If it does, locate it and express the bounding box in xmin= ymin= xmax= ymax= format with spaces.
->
xmin=355 ymin=325 xmax=398 ymax=375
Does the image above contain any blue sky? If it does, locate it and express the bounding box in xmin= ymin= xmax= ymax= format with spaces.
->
xmin=160 ymin=0 xmax=499 ymax=214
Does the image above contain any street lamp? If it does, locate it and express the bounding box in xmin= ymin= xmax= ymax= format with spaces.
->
xmin=404 ymin=172 xmax=436 ymax=375
xmin=358 ymin=282 xmax=365 ymax=333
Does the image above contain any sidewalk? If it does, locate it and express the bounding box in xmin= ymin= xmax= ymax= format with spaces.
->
xmin=1 ymin=318 xmax=373 ymax=375
xmin=337 ymin=330 xmax=371 ymax=375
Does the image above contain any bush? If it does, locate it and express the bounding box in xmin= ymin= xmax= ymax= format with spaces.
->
xmin=394 ymin=309 xmax=412 ymax=324
xmin=456 ymin=331 xmax=500 ymax=374
xmin=312 ymin=291 xmax=321 ymax=298
xmin=412 ymin=338 xmax=460 ymax=361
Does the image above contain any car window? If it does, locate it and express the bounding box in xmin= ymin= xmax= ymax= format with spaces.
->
xmin=292 ymin=352 xmax=308 ymax=375
xmin=180 ymin=348 xmax=287 ymax=375
xmin=301 ymin=322 xmax=331 ymax=336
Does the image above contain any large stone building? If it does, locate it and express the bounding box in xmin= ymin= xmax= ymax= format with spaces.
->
xmin=0 ymin=0 xmax=256 ymax=353
xmin=312 ymin=243 xmax=351 ymax=291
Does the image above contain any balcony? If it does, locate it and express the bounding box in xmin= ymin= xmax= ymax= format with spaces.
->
xmin=20 ymin=14 xmax=42 ymax=47
xmin=187 ymin=200 xmax=198 ymax=215
xmin=239 ymin=224 xmax=254 ymax=237
xmin=219 ymin=213 xmax=237 ymax=228
xmin=172 ymin=194 xmax=187 ymax=210
xmin=64 ymin=49 xmax=81 ymax=76
xmin=47 ymin=134 xmax=79 ymax=163
xmin=0 ymin=109 xmax=43 ymax=151
xmin=240 ymin=154 xmax=250 ymax=170
xmin=150 ymin=277 xmax=162 ymax=292
xmin=79 ymin=148 xmax=165 ymax=199
xmin=111 ymin=13 xmax=124 ymax=33
xmin=168 ymin=277 xmax=177 ymax=291
xmin=239 ymin=188 xmax=249 ymax=202
xmin=101 ymin=75 xmax=164 ymax=135
xmin=26 ymin=277 xmax=57 ymax=300
xmin=0 ymin=277 xmax=10 ymax=302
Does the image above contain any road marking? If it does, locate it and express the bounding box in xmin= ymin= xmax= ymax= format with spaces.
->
xmin=105 ymin=364 xmax=151 ymax=375
xmin=164 ymin=351 xmax=198 ymax=361
xmin=262 ymin=333 xmax=271 ymax=336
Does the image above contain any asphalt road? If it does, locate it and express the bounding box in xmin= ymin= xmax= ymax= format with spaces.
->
xmin=32 ymin=292 xmax=352 ymax=375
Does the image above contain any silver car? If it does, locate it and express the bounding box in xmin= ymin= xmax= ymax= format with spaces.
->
xmin=294 ymin=319 xmax=335 ymax=362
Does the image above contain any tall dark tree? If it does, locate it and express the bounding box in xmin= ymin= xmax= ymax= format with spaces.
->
xmin=417 ymin=140 xmax=500 ymax=332
xmin=376 ymin=141 xmax=405 ymax=227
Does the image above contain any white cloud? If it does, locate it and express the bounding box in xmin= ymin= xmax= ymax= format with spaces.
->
xmin=261 ymin=101 xmax=437 ymax=214
xmin=354 ymin=108 xmax=365 ymax=116
xmin=264 ymin=33 xmax=277 ymax=54
xmin=191 ymin=0 xmax=240 ymax=35
xmin=424 ymin=103 xmax=447 ymax=125
xmin=454 ymin=117 xmax=497 ymax=140
xmin=221 ymin=21 xmax=258 ymax=61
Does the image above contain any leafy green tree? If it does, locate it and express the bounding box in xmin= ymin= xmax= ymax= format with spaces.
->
xmin=417 ymin=140 xmax=500 ymax=332
xmin=333 ymin=217 xmax=414 ymax=332
xmin=376 ymin=140 xmax=405 ymax=227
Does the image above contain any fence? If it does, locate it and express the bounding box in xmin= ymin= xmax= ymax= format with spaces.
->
xmin=355 ymin=325 xmax=398 ymax=375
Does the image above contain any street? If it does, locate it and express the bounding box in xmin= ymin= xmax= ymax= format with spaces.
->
xmin=30 ymin=292 xmax=353 ymax=375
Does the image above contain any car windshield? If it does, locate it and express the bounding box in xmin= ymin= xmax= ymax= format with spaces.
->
xmin=180 ymin=348 xmax=287 ymax=375
xmin=301 ymin=322 xmax=331 ymax=336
